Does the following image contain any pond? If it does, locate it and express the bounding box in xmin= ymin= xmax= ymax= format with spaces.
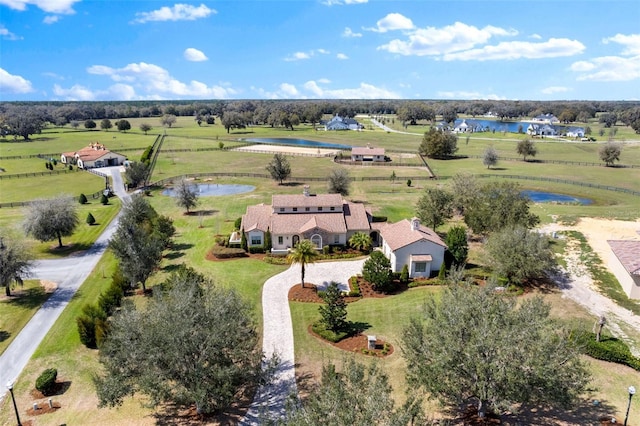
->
xmin=521 ymin=190 xmax=593 ymax=205
xmin=243 ymin=137 xmax=350 ymax=150
xmin=162 ymin=184 xmax=255 ymax=197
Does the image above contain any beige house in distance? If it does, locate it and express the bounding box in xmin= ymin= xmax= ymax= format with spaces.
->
xmin=240 ymin=186 xmax=373 ymax=253
xmin=608 ymin=240 xmax=640 ymax=299
xmin=379 ymin=218 xmax=446 ymax=278
xmin=61 ymin=143 xmax=127 ymax=169
xmin=351 ymin=145 xmax=386 ymax=162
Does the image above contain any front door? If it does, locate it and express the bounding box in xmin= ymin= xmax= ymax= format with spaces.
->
xmin=292 ymin=235 xmax=300 ymax=247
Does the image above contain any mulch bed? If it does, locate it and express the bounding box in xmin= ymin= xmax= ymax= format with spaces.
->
xmin=205 ymin=250 xmax=266 ymax=262
xmin=289 ymin=277 xmax=408 ymax=303
xmin=308 ymin=325 xmax=394 ymax=357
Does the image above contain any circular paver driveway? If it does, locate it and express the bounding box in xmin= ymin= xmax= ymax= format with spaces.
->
xmin=241 ymin=258 xmax=367 ymax=424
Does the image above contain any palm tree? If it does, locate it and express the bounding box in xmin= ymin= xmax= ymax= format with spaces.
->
xmin=287 ymin=239 xmax=319 ymax=289
xmin=348 ymin=232 xmax=373 ymax=253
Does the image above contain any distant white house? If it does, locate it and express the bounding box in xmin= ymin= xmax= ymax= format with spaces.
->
xmin=453 ymin=120 xmax=472 ymax=133
xmin=565 ymin=127 xmax=586 ymax=138
xmin=526 ymin=123 xmax=557 ymax=137
xmin=378 ymin=218 xmax=447 ymax=278
xmin=351 ymin=145 xmax=386 ymax=162
xmin=531 ymin=113 xmax=560 ymax=124
xmin=607 ymin=240 xmax=640 ymax=299
xmin=324 ymin=115 xmax=362 ymax=131
xmin=61 ymin=143 xmax=127 ymax=169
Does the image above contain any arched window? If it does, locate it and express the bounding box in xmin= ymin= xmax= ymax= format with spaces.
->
xmin=310 ymin=234 xmax=322 ymax=249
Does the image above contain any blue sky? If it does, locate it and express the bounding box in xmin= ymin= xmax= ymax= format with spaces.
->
xmin=1 ymin=0 xmax=639 ymax=101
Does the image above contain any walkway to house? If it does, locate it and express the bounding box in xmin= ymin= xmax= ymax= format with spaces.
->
xmin=241 ymin=258 xmax=367 ymax=424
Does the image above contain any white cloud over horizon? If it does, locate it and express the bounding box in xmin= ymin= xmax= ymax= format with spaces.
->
xmin=133 ymin=3 xmax=215 ymax=24
xmin=443 ymin=38 xmax=585 ymax=61
xmin=0 ymin=0 xmax=78 ymax=14
xmin=184 ymin=48 xmax=208 ymax=62
xmin=367 ymin=13 xmax=414 ymax=33
xmin=257 ymin=80 xmax=400 ymax=99
xmin=571 ymin=33 xmax=640 ymax=82
xmin=436 ymin=90 xmax=506 ymax=100
xmin=541 ymin=86 xmax=570 ymax=95
xmin=0 ymin=68 xmax=34 ymax=94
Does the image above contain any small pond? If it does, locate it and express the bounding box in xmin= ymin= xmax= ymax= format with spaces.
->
xmin=521 ymin=190 xmax=593 ymax=205
xmin=162 ymin=184 xmax=255 ymax=197
xmin=243 ymin=137 xmax=350 ymax=150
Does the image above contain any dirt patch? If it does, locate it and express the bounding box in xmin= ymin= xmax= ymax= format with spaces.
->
xmin=308 ymin=325 xmax=394 ymax=357
xmin=25 ymin=400 xmax=62 ymax=416
xmin=40 ymin=280 xmax=58 ymax=293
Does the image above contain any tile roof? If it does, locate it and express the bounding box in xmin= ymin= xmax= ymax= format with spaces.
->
xmin=242 ymin=204 xmax=271 ymax=232
xmin=272 ymin=193 xmax=343 ymax=209
xmin=62 ymin=143 xmax=125 ymax=162
xmin=379 ymin=219 xmax=446 ymax=251
xmin=352 ymin=146 xmax=385 ymax=156
xmin=271 ymin=212 xmax=347 ymax=234
xmin=343 ymin=202 xmax=371 ymax=231
xmin=608 ymin=240 xmax=640 ymax=275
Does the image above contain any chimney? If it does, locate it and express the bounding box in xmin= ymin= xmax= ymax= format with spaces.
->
xmin=303 ymin=185 xmax=310 ymax=197
xmin=410 ymin=217 xmax=420 ymax=231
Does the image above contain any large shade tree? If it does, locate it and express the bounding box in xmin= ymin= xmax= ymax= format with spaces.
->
xmin=0 ymin=233 xmax=33 ymax=296
xmin=95 ymin=267 xmax=267 ymax=415
xmin=402 ymin=284 xmax=590 ymax=419
xmin=599 ymin=142 xmax=622 ymax=166
xmin=173 ymin=178 xmax=199 ymax=214
xmin=419 ymin=127 xmax=458 ymax=158
xmin=266 ymin=153 xmax=292 ymax=185
xmin=287 ymin=239 xmax=319 ymax=289
xmin=23 ymin=196 xmax=79 ymax=248
xmin=327 ymin=168 xmax=351 ymax=196
xmin=415 ymin=187 xmax=454 ymax=230
xmin=516 ymin=139 xmax=537 ymax=161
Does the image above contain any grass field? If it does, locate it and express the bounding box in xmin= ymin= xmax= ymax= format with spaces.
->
xmin=1 ymin=115 xmax=639 ymax=424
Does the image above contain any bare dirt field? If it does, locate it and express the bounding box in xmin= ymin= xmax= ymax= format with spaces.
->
xmin=234 ymin=144 xmax=339 ymax=157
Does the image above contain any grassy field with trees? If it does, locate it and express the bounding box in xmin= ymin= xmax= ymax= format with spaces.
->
xmin=1 ymin=106 xmax=639 ymax=424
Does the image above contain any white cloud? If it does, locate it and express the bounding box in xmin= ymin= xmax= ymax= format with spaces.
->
xmin=318 ymin=78 xmax=331 ymax=84
xmin=436 ymin=90 xmax=505 ymax=100
xmin=43 ymin=15 xmax=59 ymax=24
xmin=133 ymin=3 xmax=215 ymax=24
xmin=303 ymin=81 xmax=323 ymax=96
xmin=322 ymin=0 xmax=367 ymax=5
xmin=603 ymin=33 xmax=640 ymax=55
xmin=184 ymin=47 xmax=208 ymax=62
xmin=368 ymin=13 xmax=414 ymax=33
xmin=0 ymin=26 xmax=21 ymax=40
xmin=0 ymin=68 xmax=34 ymax=93
xmin=572 ymin=55 xmax=640 ymax=82
xmin=0 ymin=0 xmax=79 ymax=14
xmin=52 ymin=83 xmax=97 ymax=100
xmin=443 ymin=38 xmax=585 ymax=61
xmin=285 ymin=51 xmax=311 ymax=61
xmin=342 ymin=27 xmax=362 ymax=38
xmin=530 ymin=33 xmax=542 ymax=40
xmin=42 ymin=71 xmax=64 ymax=80
xmin=85 ymin=62 xmax=237 ymax=98
xmin=279 ymin=83 xmax=300 ymax=97
xmin=317 ymin=48 xmax=330 ymax=55
xmin=378 ymin=22 xmax=516 ymax=56
xmin=52 ymin=83 xmax=140 ymax=101
xmin=255 ymin=81 xmax=399 ymax=99
xmin=541 ymin=86 xmax=570 ymax=95
xmin=336 ymin=53 xmax=348 ymax=60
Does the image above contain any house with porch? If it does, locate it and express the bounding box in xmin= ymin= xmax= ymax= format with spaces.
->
xmin=239 ymin=186 xmax=373 ymax=253
xmin=61 ymin=143 xmax=127 ymax=169
xmin=351 ymin=145 xmax=386 ymax=162
xmin=607 ymin=240 xmax=640 ymax=299
xmin=526 ymin=123 xmax=557 ymax=137
xmin=378 ymin=218 xmax=446 ymax=278
xmin=531 ymin=113 xmax=560 ymax=124
xmin=324 ymin=115 xmax=362 ymax=131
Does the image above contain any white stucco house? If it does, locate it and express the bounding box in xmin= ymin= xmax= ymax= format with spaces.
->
xmin=324 ymin=115 xmax=362 ymax=131
xmin=378 ymin=218 xmax=447 ymax=278
xmin=351 ymin=145 xmax=386 ymax=162
xmin=526 ymin=123 xmax=557 ymax=137
xmin=61 ymin=143 xmax=127 ymax=169
xmin=239 ymin=186 xmax=373 ymax=253
xmin=608 ymin=240 xmax=640 ymax=299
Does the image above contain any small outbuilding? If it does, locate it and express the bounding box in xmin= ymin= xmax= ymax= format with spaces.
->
xmin=607 ymin=240 xmax=640 ymax=299
xmin=351 ymin=145 xmax=386 ymax=162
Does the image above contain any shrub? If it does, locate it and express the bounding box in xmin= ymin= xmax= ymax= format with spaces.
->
xmin=406 ymin=179 xmax=412 ymax=187
xmin=371 ymin=215 xmax=387 ymax=223
xmin=76 ymin=304 xmax=107 ymax=349
xmin=323 ymin=245 xmax=330 ymax=255
xmin=98 ymin=281 xmax=124 ymax=316
xmin=52 ymin=159 xmax=57 ymax=166
xmin=263 ymin=254 xmax=289 ymax=265
xmin=362 ymin=251 xmax=394 ymax=293
xmin=400 ymin=264 xmax=409 ymax=284
xmin=311 ymin=321 xmax=349 ymax=343
xmin=234 ymin=217 xmax=242 ymax=230
xmin=209 ymin=246 xmax=247 ymax=259
xmin=35 ymin=368 xmax=58 ymax=395
xmin=79 ymin=193 xmax=88 ymax=204
xmin=140 ymin=145 xmax=153 ymax=163
xmin=86 ymin=212 xmax=96 ymax=225
xmin=100 ymin=194 xmax=109 ymax=205
xmin=576 ymin=331 xmax=640 ymax=371
xmin=69 ymin=165 xmax=73 ymax=171
xmin=248 ymin=246 xmax=265 ymax=254
xmin=347 ymin=276 xmax=361 ymax=297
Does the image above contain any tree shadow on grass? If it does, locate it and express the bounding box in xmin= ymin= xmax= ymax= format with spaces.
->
xmin=185 ymin=209 xmax=218 ymax=216
xmin=170 ymin=243 xmax=194 ymax=252
xmin=45 ymin=242 xmax=94 ymax=258
xmin=162 ymin=264 xmax=183 ymax=273
xmin=6 ymin=287 xmax=49 ymax=309
xmin=280 ymin=181 xmax=303 ymax=187
xmin=344 ymin=321 xmax=371 ymax=336
xmin=499 ymin=397 xmax=618 ymax=425
xmin=164 ymin=252 xmax=185 ymax=260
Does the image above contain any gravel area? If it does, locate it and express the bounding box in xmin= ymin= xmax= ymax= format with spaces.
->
xmin=241 ymin=258 xmax=367 ymax=424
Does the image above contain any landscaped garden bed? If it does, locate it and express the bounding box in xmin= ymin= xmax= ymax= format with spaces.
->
xmin=307 ymin=325 xmax=394 ymax=357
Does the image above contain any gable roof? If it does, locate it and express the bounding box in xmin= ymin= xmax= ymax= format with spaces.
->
xmin=343 ymin=202 xmax=371 ymax=231
xmin=272 ymin=193 xmax=343 ymax=209
xmin=271 ymin=212 xmax=347 ymax=235
xmin=62 ymin=143 xmax=125 ymax=162
xmin=242 ymin=203 xmax=271 ymax=232
xmin=608 ymin=240 xmax=640 ymax=275
xmin=352 ymin=146 xmax=385 ymax=156
xmin=379 ymin=219 xmax=446 ymax=251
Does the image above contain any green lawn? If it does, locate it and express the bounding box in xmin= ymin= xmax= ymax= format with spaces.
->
xmin=0 ymin=280 xmax=53 ymax=355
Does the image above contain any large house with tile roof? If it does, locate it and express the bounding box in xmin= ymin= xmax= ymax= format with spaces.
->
xmin=240 ymin=186 xmax=373 ymax=253
xmin=379 ymin=217 xmax=447 ymax=278
xmin=60 ymin=143 xmax=127 ymax=169
xmin=608 ymin=240 xmax=640 ymax=299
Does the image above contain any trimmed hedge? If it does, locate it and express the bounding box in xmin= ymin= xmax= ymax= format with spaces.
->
xmin=347 ymin=276 xmax=361 ymax=297
xmin=312 ymin=321 xmax=349 ymax=343
xmin=576 ymin=331 xmax=640 ymax=371
xmin=35 ymin=368 xmax=58 ymax=396
xmin=263 ymin=255 xmax=289 ymax=265
xmin=210 ymin=246 xmax=247 ymax=259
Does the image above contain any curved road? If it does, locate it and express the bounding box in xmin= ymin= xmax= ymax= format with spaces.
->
xmin=0 ymin=167 xmax=128 ymax=397
xmin=242 ymin=258 xmax=367 ymax=424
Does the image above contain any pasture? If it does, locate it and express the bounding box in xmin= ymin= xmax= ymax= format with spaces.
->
xmin=1 ymin=115 xmax=640 ymax=424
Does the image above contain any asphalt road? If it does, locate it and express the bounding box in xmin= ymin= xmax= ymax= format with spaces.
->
xmin=0 ymin=167 xmax=128 ymax=398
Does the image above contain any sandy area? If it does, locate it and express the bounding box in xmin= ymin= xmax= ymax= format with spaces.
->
xmin=234 ymin=144 xmax=339 ymax=157
xmin=542 ymin=217 xmax=640 ymax=354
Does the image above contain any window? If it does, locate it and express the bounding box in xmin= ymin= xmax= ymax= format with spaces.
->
xmin=311 ymin=234 xmax=322 ymax=248
xmin=330 ymin=206 xmax=335 ymax=211
xmin=279 ymin=208 xmax=284 ymax=212
xmin=293 ymin=207 xmax=298 ymax=212
xmin=278 ymin=236 xmax=283 ymax=245
xmin=414 ymin=262 xmax=427 ymax=273
xmin=334 ymin=235 xmax=340 ymax=244
xmin=251 ymin=237 xmax=262 ymax=245
xmin=305 ymin=207 xmax=310 ymax=212
xmin=318 ymin=207 xmax=323 ymax=211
